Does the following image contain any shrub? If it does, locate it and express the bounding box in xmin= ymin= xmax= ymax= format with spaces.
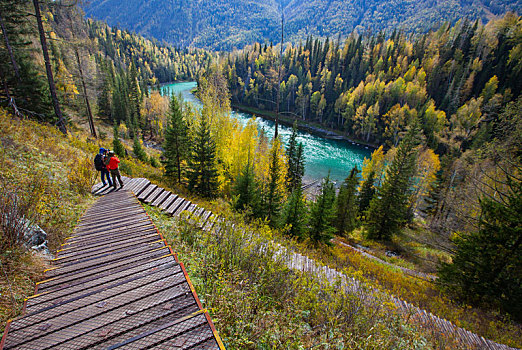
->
xmin=67 ymin=156 xmax=97 ymax=195
xmin=0 ymin=181 xmax=38 ymax=251
xmin=149 ymin=155 xmax=160 ymax=168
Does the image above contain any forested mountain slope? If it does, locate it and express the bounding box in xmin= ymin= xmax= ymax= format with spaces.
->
xmin=83 ymin=0 xmax=521 ymax=50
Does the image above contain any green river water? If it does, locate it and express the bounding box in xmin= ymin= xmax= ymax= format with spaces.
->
xmin=159 ymin=82 xmax=372 ymax=184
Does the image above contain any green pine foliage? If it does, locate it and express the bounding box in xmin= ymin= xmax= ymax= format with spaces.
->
xmin=232 ymin=159 xmax=259 ymax=214
xmin=281 ymin=185 xmax=308 ymax=239
xmin=286 ymin=122 xmax=305 ymax=191
xmin=308 ymin=173 xmax=336 ymax=245
xmin=128 ymin=60 xmax=142 ymax=130
xmin=0 ymin=0 xmax=51 ymax=117
xmin=334 ymin=166 xmax=360 ymax=236
xmin=132 ymin=136 xmax=148 ymax=162
xmin=112 ymin=124 xmax=126 ymax=158
xmin=366 ymin=123 xmax=420 ymax=240
xmin=264 ymin=139 xmax=285 ymax=225
xmin=438 ymin=178 xmax=522 ymax=321
xmin=163 ymin=94 xmax=189 ymax=183
xmin=358 ymin=170 xmax=376 ymax=215
xmin=187 ymin=112 xmax=219 ymax=198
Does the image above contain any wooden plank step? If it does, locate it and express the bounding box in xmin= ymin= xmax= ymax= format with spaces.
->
xmin=137 ymin=184 xmax=157 ymax=201
xmin=143 ymin=187 xmax=164 ymax=204
xmin=159 ymin=194 xmax=178 ymax=211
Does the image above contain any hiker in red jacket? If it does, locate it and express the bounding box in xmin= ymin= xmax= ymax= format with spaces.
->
xmin=106 ymin=151 xmax=124 ymax=189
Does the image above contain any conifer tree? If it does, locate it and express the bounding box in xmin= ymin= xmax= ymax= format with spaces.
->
xmin=163 ymin=94 xmax=188 ymax=183
xmin=366 ymin=123 xmax=420 ymax=240
xmin=112 ymin=75 xmax=128 ymax=125
xmin=232 ymin=157 xmax=258 ymax=213
xmin=358 ymin=170 xmax=376 ymax=214
xmin=187 ymin=111 xmax=219 ymax=198
xmin=335 ymin=166 xmax=360 ymax=236
xmin=263 ymin=137 xmax=286 ymax=225
xmin=438 ymin=178 xmax=521 ymax=320
xmin=96 ymin=57 xmax=112 ymax=121
xmin=133 ymin=136 xmax=147 ymax=162
xmin=128 ymin=60 xmax=142 ymax=131
xmin=281 ymin=185 xmax=308 ymax=238
xmin=112 ymin=124 xmax=125 ymax=158
xmin=0 ymin=0 xmax=51 ymax=117
xmin=309 ymin=173 xmax=336 ymax=244
xmin=286 ymin=122 xmax=305 ymax=191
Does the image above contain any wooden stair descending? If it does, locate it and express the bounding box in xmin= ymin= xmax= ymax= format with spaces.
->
xmin=0 ymin=187 xmax=225 ymax=350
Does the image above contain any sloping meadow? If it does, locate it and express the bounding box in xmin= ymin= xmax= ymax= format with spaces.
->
xmin=0 ymin=109 xmax=97 ymax=330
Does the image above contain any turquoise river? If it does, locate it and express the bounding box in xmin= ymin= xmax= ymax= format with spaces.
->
xmin=159 ymin=82 xmax=372 ymax=184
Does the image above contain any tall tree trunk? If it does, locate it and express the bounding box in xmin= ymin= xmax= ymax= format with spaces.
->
xmin=74 ymin=47 xmax=96 ymax=138
xmin=0 ymin=8 xmax=20 ymax=81
xmin=274 ymin=12 xmax=284 ymax=139
xmin=32 ymin=0 xmax=67 ymax=134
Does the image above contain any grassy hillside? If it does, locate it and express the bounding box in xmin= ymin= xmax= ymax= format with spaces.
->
xmin=0 ymin=108 xmax=163 ymax=332
xmin=83 ymin=0 xmax=522 ymax=49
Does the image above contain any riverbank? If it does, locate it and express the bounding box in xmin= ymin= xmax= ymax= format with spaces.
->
xmin=231 ymin=103 xmax=380 ymax=150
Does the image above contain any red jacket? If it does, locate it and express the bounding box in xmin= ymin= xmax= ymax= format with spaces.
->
xmin=107 ymin=156 xmax=120 ymax=170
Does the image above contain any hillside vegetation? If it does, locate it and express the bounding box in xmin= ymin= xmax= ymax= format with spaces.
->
xmin=84 ymin=0 xmax=521 ymax=50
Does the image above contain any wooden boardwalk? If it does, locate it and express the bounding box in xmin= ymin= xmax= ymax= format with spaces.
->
xmin=92 ymin=177 xmax=518 ymax=350
xmin=0 ymin=187 xmax=225 ymax=350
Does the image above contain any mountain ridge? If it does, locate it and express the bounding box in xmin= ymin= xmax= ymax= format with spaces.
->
xmin=83 ymin=0 xmax=521 ymax=50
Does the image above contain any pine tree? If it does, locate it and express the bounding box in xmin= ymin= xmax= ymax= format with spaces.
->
xmin=112 ymin=124 xmax=125 ymax=158
xmin=358 ymin=170 xmax=376 ymax=214
xmin=163 ymin=94 xmax=188 ymax=183
xmin=0 ymin=0 xmax=51 ymax=117
xmin=281 ymin=185 xmax=308 ymax=238
xmin=187 ymin=111 xmax=219 ymax=198
xmin=335 ymin=167 xmax=360 ymax=236
xmin=366 ymin=123 xmax=420 ymax=240
xmin=128 ymin=60 xmax=142 ymax=131
xmin=438 ymin=179 xmax=521 ymax=321
xmin=309 ymin=173 xmax=336 ymax=244
xmin=286 ymin=122 xmax=305 ymax=191
xmin=112 ymin=75 xmax=128 ymax=125
xmin=264 ymin=138 xmax=285 ymax=225
xmin=96 ymin=57 xmax=112 ymax=121
xmin=133 ymin=136 xmax=147 ymax=162
xmin=232 ymin=158 xmax=259 ymax=213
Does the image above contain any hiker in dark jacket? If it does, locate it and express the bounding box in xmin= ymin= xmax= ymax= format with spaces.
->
xmin=94 ymin=148 xmax=112 ymax=187
xmin=107 ymin=151 xmax=124 ymax=189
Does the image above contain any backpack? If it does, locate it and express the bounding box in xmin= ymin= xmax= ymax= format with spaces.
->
xmin=94 ymin=154 xmax=104 ymax=171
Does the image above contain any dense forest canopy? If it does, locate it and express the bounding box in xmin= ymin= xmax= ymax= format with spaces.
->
xmin=222 ymin=15 xmax=521 ymax=150
xmin=84 ymin=0 xmax=522 ymax=50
